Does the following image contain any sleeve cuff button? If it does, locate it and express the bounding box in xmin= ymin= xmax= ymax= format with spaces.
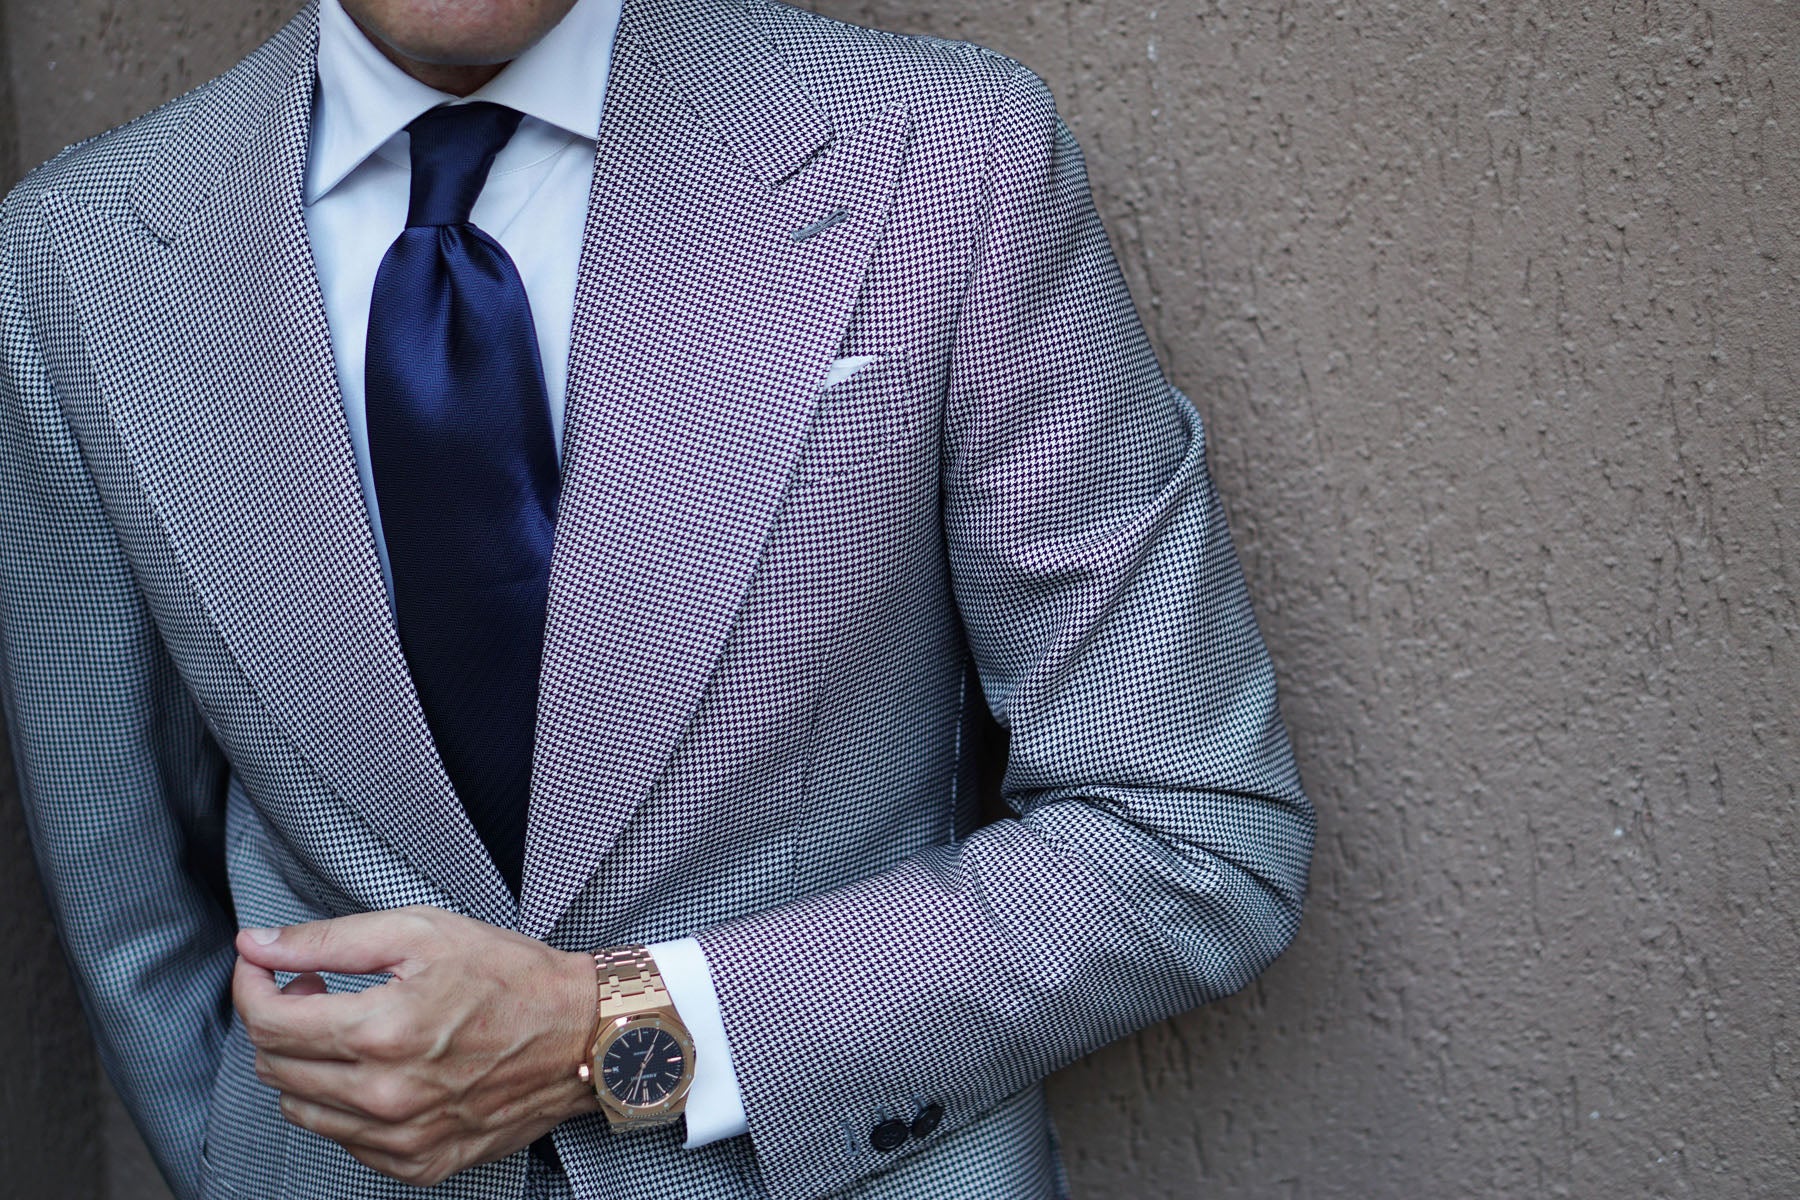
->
xmin=871 ymin=1119 xmax=910 ymax=1152
xmin=910 ymin=1102 xmax=944 ymax=1139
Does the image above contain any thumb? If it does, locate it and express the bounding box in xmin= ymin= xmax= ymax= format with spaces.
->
xmin=236 ymin=908 xmax=433 ymax=975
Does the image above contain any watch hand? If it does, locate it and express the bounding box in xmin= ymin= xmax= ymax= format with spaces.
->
xmin=630 ymin=1042 xmax=654 ymax=1101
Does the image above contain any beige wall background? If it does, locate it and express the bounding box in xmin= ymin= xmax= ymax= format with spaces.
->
xmin=2 ymin=1 xmax=1794 ymax=1198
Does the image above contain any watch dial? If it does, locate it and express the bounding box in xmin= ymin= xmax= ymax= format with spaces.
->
xmin=601 ymin=1025 xmax=687 ymax=1107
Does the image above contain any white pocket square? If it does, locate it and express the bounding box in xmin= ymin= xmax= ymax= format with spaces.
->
xmin=821 ymin=354 xmax=879 ymax=390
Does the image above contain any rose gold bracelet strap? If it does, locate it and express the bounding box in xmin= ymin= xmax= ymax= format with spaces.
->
xmin=576 ymin=946 xmax=666 ymax=1085
xmin=593 ymin=945 xmax=668 ymax=1019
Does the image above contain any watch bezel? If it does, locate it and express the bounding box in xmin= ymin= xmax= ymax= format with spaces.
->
xmin=588 ymin=1012 xmax=697 ymax=1123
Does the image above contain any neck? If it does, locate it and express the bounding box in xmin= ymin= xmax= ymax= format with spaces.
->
xmin=347 ymin=12 xmax=510 ymax=96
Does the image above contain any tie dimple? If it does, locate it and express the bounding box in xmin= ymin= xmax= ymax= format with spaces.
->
xmin=404 ymin=101 xmax=527 ymax=228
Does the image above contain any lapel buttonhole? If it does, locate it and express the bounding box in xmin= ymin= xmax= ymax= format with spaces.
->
xmin=791 ymin=208 xmax=850 ymax=242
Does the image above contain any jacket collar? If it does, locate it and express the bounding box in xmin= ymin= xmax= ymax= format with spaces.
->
xmin=304 ymin=0 xmax=622 ymax=205
xmin=129 ymin=0 xmax=832 ymax=245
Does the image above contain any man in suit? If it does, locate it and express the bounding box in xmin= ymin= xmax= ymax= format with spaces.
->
xmin=0 ymin=0 xmax=1316 ymax=1195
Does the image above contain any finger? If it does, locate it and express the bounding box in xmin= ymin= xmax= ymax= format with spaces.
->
xmin=236 ymin=906 xmax=440 ymax=976
xmin=277 ymin=1091 xmax=402 ymax=1150
xmin=276 ymin=1096 xmax=452 ymax=1188
xmin=256 ymin=1051 xmax=426 ymax=1124
xmin=255 ymin=1047 xmax=353 ymax=1105
xmin=340 ymin=1142 xmax=457 ymax=1191
xmin=233 ymin=956 xmax=375 ymax=1061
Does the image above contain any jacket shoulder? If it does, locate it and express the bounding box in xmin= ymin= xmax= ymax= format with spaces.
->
xmin=0 ymin=81 xmax=213 ymax=235
xmin=752 ymin=0 xmax=1033 ymax=134
xmin=1 ymin=5 xmax=313 ymax=240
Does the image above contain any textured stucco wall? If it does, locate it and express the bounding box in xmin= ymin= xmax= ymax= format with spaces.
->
xmin=2 ymin=2 xmax=1794 ymax=1199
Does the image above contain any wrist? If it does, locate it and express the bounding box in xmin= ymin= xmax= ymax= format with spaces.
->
xmin=552 ymin=947 xmax=604 ymax=1119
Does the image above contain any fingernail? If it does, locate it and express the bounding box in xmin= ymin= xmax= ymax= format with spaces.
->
xmin=245 ymin=927 xmax=280 ymax=945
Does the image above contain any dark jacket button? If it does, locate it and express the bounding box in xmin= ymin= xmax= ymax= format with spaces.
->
xmin=871 ymin=1118 xmax=910 ymax=1152
xmin=910 ymin=1102 xmax=944 ymax=1139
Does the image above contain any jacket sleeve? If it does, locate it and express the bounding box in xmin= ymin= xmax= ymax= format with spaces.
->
xmin=0 ymin=197 xmax=236 ymax=1200
xmin=693 ymin=61 xmax=1317 ymax=1200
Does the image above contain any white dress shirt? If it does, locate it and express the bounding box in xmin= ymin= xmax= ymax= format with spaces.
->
xmin=303 ymin=0 xmax=748 ymax=1150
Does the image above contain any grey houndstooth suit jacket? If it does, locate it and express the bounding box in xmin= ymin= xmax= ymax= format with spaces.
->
xmin=0 ymin=0 xmax=1316 ymax=1197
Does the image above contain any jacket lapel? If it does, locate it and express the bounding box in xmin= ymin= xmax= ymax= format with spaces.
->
xmin=519 ymin=0 xmax=914 ymax=937
xmin=36 ymin=0 xmax=911 ymax=939
xmin=38 ymin=3 xmax=518 ymax=929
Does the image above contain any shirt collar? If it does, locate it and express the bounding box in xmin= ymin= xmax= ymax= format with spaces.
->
xmin=306 ymin=0 xmax=620 ymax=204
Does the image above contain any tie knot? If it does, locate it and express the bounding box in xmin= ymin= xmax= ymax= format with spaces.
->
xmin=404 ymin=101 xmax=526 ymax=228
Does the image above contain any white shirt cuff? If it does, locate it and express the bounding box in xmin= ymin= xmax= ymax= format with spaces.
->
xmin=645 ymin=936 xmax=749 ymax=1148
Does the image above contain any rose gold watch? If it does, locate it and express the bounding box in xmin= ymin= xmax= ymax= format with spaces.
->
xmin=576 ymin=946 xmax=697 ymax=1129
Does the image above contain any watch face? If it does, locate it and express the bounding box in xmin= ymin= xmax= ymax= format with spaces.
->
xmin=601 ymin=1024 xmax=688 ymax=1107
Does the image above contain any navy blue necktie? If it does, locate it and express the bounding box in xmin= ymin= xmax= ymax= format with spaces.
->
xmin=366 ymin=101 xmax=559 ymax=898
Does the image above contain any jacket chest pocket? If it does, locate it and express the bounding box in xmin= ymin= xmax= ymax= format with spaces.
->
xmin=791 ymin=351 xmax=911 ymax=484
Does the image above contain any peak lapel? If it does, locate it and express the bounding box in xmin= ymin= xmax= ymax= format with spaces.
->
xmin=39 ymin=4 xmax=517 ymax=929
xmin=520 ymin=0 xmax=914 ymax=938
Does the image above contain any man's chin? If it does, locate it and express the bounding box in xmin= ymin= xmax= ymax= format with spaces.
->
xmin=341 ymin=0 xmax=580 ymax=71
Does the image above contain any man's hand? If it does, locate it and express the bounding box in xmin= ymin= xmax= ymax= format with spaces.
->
xmin=231 ymin=905 xmax=601 ymax=1187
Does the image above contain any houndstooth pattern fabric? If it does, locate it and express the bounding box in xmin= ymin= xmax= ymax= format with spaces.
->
xmin=0 ymin=0 xmax=1316 ymax=1197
